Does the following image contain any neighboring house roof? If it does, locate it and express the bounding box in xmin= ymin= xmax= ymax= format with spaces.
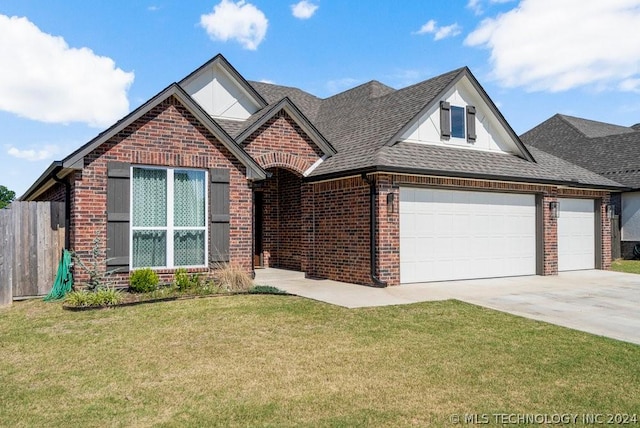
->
xmin=22 ymin=55 xmax=625 ymax=200
xmin=521 ymin=114 xmax=640 ymax=189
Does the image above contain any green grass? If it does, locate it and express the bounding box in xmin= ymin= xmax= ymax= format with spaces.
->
xmin=611 ymin=259 xmax=640 ymax=274
xmin=1 ymin=297 xmax=639 ymax=427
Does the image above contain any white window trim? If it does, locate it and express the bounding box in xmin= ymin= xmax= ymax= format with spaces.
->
xmin=130 ymin=165 xmax=209 ymax=270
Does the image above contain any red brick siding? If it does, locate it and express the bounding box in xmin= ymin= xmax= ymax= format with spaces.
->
xmin=542 ymin=194 xmax=558 ymax=275
xmin=258 ymin=168 xmax=302 ymax=270
xmin=70 ymin=96 xmax=252 ymax=287
xmin=35 ymin=181 xmax=67 ymax=203
xmin=277 ymin=169 xmax=302 ymax=270
xmin=244 ymin=110 xmax=323 ymax=174
xmin=306 ymin=176 xmax=372 ymax=285
xmin=375 ymin=175 xmax=399 ymax=285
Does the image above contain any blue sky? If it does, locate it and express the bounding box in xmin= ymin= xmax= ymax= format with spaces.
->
xmin=1 ymin=0 xmax=640 ymax=196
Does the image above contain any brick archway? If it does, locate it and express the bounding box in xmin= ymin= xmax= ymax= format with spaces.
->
xmin=254 ymin=152 xmax=312 ymax=176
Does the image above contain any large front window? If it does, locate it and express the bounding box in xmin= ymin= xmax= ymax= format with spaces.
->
xmin=131 ymin=167 xmax=207 ymax=268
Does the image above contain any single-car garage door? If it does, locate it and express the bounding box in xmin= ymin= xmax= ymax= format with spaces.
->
xmin=400 ymin=188 xmax=537 ymax=283
xmin=558 ymin=198 xmax=595 ymax=271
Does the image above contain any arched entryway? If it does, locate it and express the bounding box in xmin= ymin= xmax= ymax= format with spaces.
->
xmin=254 ymin=167 xmax=303 ymax=271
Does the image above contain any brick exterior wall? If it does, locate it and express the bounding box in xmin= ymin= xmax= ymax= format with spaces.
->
xmin=36 ymin=181 xmax=67 ymax=203
xmin=244 ymin=110 xmax=323 ymax=175
xmin=305 ymin=176 xmax=372 ymax=285
xmin=68 ymin=96 xmax=253 ymax=287
xmin=258 ymin=168 xmax=302 ymax=270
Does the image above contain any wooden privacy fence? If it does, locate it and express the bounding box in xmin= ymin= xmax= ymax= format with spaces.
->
xmin=0 ymin=202 xmax=65 ymax=306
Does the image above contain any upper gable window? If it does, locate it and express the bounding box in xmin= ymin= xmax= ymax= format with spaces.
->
xmin=451 ymin=106 xmax=465 ymax=138
xmin=440 ymin=101 xmax=476 ymax=143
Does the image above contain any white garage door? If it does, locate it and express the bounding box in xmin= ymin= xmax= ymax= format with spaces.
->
xmin=400 ymin=188 xmax=537 ymax=283
xmin=558 ymin=198 xmax=595 ymax=271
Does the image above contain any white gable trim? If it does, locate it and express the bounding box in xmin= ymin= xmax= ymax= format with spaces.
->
xmin=388 ymin=69 xmax=534 ymax=162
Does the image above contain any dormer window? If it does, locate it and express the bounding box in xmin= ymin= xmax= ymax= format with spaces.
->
xmin=440 ymin=101 xmax=477 ymax=143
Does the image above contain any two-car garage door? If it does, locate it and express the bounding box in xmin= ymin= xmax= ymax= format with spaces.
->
xmin=399 ymin=189 xmax=598 ymax=283
xmin=400 ymin=188 xmax=537 ymax=283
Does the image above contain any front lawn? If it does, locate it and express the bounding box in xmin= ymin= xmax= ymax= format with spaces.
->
xmin=611 ymin=259 xmax=640 ymax=274
xmin=1 ymin=296 xmax=639 ymax=427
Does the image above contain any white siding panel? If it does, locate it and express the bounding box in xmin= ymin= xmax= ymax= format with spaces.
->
xmin=400 ymin=188 xmax=536 ymax=283
xmin=558 ymin=199 xmax=595 ymax=271
xmin=399 ymin=77 xmax=520 ymax=155
xmin=622 ymin=192 xmax=640 ymax=241
xmin=182 ymin=64 xmax=259 ymax=121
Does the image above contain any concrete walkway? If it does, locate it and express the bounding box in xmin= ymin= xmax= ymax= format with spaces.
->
xmin=254 ymin=268 xmax=640 ymax=346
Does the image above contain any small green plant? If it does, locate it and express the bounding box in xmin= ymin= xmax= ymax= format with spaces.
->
xmin=129 ymin=268 xmax=159 ymax=293
xmin=213 ymin=263 xmax=253 ymax=292
xmin=64 ymin=288 xmax=123 ymax=307
xmin=173 ymin=268 xmax=202 ymax=291
xmin=248 ymin=285 xmax=288 ymax=295
xmin=72 ymin=232 xmax=117 ymax=291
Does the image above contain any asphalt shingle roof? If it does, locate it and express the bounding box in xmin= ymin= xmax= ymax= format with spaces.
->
xmin=521 ymin=114 xmax=640 ymax=189
xmin=228 ymin=74 xmax=623 ymax=189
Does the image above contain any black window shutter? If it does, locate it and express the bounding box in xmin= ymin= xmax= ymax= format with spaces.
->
xmin=210 ymin=168 xmax=230 ymax=263
xmin=106 ymin=162 xmax=130 ymax=272
xmin=466 ymin=105 xmax=477 ymax=142
xmin=440 ymin=101 xmax=451 ymax=139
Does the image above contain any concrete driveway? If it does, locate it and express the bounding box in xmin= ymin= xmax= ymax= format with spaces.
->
xmin=255 ymin=269 xmax=640 ymax=345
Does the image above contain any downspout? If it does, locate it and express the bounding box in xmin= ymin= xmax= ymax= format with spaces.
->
xmin=361 ymin=173 xmax=387 ymax=288
xmin=51 ymin=168 xmax=71 ymax=250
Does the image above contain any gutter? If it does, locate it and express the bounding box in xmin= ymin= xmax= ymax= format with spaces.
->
xmin=361 ymin=173 xmax=387 ymax=288
xmin=305 ymin=165 xmax=627 ymax=192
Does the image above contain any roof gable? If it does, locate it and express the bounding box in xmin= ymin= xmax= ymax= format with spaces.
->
xmin=64 ymin=83 xmax=265 ymax=179
xmin=236 ymin=97 xmax=336 ymax=157
xmin=179 ymin=54 xmax=266 ymax=121
xmin=392 ymin=69 xmax=533 ymax=161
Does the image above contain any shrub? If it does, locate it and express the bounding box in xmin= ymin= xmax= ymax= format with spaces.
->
xmin=64 ymin=288 xmax=123 ymax=307
xmin=214 ymin=263 xmax=253 ymax=292
xmin=173 ymin=268 xmax=202 ymax=291
xmin=129 ymin=268 xmax=159 ymax=293
xmin=248 ymin=285 xmax=288 ymax=295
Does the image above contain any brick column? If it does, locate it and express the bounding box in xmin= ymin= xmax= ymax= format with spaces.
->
xmin=375 ymin=174 xmax=400 ymax=286
xmin=543 ymin=194 xmax=558 ymax=275
xmin=600 ymin=194 xmax=612 ymax=270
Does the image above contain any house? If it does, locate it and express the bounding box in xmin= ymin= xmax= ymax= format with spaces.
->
xmin=21 ymin=55 xmax=624 ymax=287
xmin=521 ymin=114 xmax=639 ymax=259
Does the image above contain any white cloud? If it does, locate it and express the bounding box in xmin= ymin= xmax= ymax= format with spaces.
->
xmin=414 ymin=19 xmax=461 ymax=40
xmin=200 ymin=0 xmax=268 ymax=50
xmin=7 ymin=144 xmax=60 ymax=162
xmin=620 ymin=78 xmax=640 ymax=93
xmin=465 ymin=0 xmax=640 ymax=93
xmin=0 ymin=15 xmax=134 ymax=128
xmin=291 ymin=1 xmax=319 ymax=19
xmin=434 ymin=24 xmax=462 ymax=41
xmin=259 ymin=79 xmax=275 ymax=84
xmin=468 ymin=0 xmax=516 ymax=15
xmin=467 ymin=0 xmax=483 ymax=15
xmin=147 ymin=5 xmax=160 ymax=12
